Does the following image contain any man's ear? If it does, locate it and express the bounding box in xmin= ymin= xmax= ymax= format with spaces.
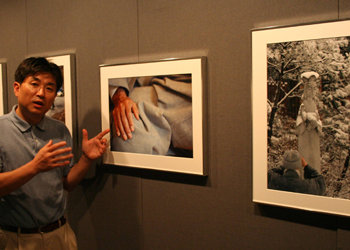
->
xmin=13 ymin=82 xmax=20 ymax=97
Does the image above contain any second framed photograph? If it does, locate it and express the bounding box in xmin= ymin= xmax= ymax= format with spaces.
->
xmin=252 ymin=20 xmax=350 ymax=216
xmin=46 ymin=54 xmax=76 ymax=138
xmin=100 ymin=58 xmax=206 ymax=175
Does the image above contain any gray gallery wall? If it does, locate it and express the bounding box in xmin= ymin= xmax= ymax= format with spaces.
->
xmin=1 ymin=0 xmax=350 ymax=249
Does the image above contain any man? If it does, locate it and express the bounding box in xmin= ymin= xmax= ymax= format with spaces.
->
xmin=0 ymin=57 xmax=109 ymax=249
xmin=268 ymin=150 xmax=325 ymax=195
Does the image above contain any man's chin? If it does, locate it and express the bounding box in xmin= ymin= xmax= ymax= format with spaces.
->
xmin=31 ymin=107 xmax=49 ymax=116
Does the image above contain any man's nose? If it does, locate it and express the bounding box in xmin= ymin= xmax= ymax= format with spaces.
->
xmin=36 ymin=86 xmax=45 ymax=97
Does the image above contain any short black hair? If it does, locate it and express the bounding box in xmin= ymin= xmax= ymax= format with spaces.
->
xmin=15 ymin=57 xmax=63 ymax=92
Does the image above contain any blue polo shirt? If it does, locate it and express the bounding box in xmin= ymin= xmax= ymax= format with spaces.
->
xmin=0 ymin=106 xmax=73 ymax=228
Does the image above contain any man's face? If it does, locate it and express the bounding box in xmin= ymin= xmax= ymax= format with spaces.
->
xmin=14 ymin=72 xmax=57 ymax=124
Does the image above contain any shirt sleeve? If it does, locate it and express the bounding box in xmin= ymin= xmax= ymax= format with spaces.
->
xmin=108 ymin=78 xmax=131 ymax=98
xmin=304 ymin=165 xmax=326 ymax=195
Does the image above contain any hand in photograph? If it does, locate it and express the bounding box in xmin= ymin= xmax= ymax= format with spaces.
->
xmin=111 ymin=87 xmax=140 ymax=141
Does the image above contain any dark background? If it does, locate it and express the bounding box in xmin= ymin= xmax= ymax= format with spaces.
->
xmin=1 ymin=1 xmax=350 ymax=249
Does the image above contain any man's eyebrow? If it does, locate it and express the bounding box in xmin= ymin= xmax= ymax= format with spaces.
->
xmin=31 ymin=77 xmax=56 ymax=88
xmin=47 ymin=82 xmax=57 ymax=89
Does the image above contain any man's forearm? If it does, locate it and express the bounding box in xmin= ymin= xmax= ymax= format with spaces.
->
xmin=0 ymin=161 xmax=39 ymax=197
xmin=63 ymin=155 xmax=93 ymax=192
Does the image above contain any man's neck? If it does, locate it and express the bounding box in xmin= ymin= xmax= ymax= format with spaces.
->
xmin=15 ymin=106 xmax=42 ymax=125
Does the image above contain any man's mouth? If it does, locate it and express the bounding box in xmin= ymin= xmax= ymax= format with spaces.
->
xmin=33 ymin=101 xmax=45 ymax=108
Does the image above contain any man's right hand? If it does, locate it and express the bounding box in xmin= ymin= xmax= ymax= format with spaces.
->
xmin=112 ymin=88 xmax=140 ymax=140
xmin=33 ymin=140 xmax=73 ymax=173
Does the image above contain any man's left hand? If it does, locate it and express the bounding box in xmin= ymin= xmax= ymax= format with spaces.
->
xmin=81 ymin=128 xmax=110 ymax=160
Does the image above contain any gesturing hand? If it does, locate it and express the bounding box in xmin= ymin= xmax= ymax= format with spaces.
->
xmin=33 ymin=140 xmax=73 ymax=173
xmin=112 ymin=88 xmax=140 ymax=141
xmin=81 ymin=128 xmax=110 ymax=161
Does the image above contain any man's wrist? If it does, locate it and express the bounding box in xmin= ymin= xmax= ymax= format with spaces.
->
xmin=29 ymin=158 xmax=42 ymax=175
xmin=112 ymin=88 xmax=128 ymax=103
xmin=81 ymin=151 xmax=93 ymax=164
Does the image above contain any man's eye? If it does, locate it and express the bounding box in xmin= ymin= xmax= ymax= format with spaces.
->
xmin=31 ymin=82 xmax=39 ymax=86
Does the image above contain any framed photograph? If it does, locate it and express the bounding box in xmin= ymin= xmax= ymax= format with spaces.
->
xmin=46 ymin=54 xmax=76 ymax=138
xmin=100 ymin=58 xmax=206 ymax=175
xmin=0 ymin=63 xmax=7 ymax=115
xmin=252 ymin=20 xmax=350 ymax=216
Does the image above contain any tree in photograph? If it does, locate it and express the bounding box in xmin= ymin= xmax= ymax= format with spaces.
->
xmin=267 ymin=42 xmax=303 ymax=146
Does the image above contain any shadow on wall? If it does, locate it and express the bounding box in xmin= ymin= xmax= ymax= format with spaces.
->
xmin=66 ymin=107 xmax=210 ymax=248
xmin=65 ymin=107 xmax=111 ymax=241
xmin=102 ymin=164 xmax=209 ymax=186
xmin=254 ymin=203 xmax=350 ymax=231
xmin=66 ymin=108 xmax=142 ymax=249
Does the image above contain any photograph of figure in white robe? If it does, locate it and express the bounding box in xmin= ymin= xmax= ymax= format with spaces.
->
xmin=108 ymin=74 xmax=193 ymax=158
xmin=266 ymin=36 xmax=350 ymax=198
xmin=296 ymin=72 xmax=322 ymax=173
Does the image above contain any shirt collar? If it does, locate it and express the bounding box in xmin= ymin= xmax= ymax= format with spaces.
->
xmin=9 ymin=105 xmax=46 ymax=132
